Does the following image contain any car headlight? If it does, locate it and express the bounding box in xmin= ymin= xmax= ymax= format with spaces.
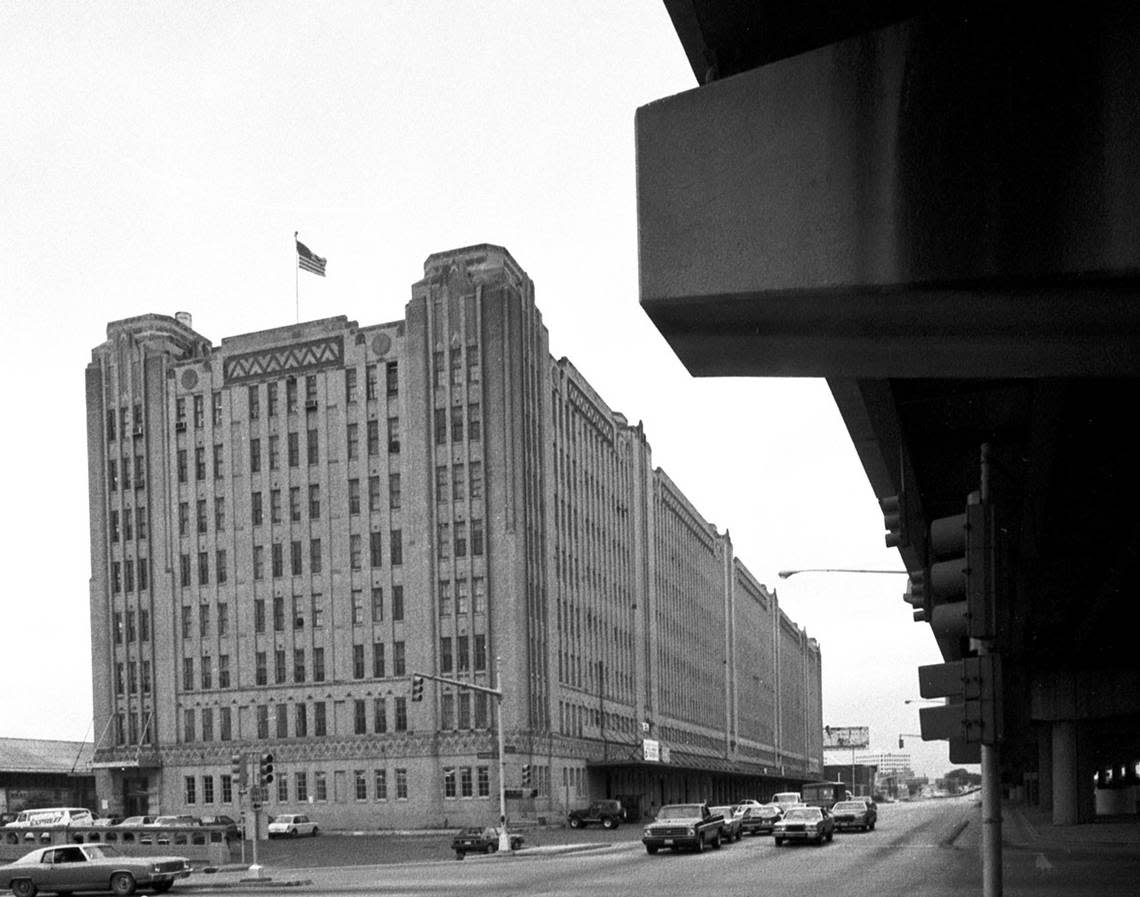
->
xmin=686 ymin=827 xmax=695 ymax=837
xmin=643 ymin=828 xmax=652 ymax=838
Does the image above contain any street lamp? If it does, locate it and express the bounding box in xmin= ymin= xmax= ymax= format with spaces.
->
xmin=778 ymin=568 xmax=907 ymax=579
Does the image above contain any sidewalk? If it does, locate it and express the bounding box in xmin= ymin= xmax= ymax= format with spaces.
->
xmin=1002 ymin=800 xmax=1140 ymax=853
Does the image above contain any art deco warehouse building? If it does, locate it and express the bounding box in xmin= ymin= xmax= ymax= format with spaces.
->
xmin=86 ymin=244 xmax=823 ymax=826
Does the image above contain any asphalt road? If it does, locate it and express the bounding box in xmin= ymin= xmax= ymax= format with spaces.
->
xmin=207 ymin=798 xmax=1140 ymax=897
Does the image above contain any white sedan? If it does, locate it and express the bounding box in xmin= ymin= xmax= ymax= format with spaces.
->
xmin=267 ymin=813 xmax=319 ymax=838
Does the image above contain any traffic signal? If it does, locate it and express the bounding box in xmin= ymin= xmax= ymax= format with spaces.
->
xmin=926 ymin=509 xmax=969 ymax=650
xmin=411 ymin=675 xmax=424 ymax=702
xmin=964 ymin=498 xmax=996 ymax=640
xmin=520 ymin=764 xmax=531 ymax=787
xmin=258 ymin=752 xmax=274 ymax=786
xmin=230 ymin=753 xmax=247 ymax=789
xmin=880 ymin=494 xmax=908 ymax=549
xmin=917 ymin=654 xmax=1002 ymax=746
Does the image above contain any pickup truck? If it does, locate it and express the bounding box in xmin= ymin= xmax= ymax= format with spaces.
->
xmin=642 ymin=803 xmax=725 ymax=854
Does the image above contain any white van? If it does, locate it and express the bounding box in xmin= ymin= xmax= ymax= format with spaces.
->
xmin=771 ymin=792 xmax=802 ymax=812
xmin=4 ymin=807 xmax=95 ymax=827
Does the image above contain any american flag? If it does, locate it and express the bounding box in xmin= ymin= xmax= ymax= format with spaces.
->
xmin=296 ymin=237 xmax=327 ymax=277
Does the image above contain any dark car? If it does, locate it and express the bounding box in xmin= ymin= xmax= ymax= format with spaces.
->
xmin=741 ymin=802 xmax=783 ymax=835
xmin=567 ymin=799 xmax=625 ymax=829
xmin=831 ymin=799 xmax=876 ymax=832
xmin=451 ymin=826 xmax=524 ymax=858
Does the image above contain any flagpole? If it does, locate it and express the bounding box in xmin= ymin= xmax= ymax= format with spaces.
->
xmin=294 ymin=231 xmax=300 ymax=323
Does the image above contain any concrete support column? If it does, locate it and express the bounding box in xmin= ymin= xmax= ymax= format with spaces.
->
xmin=1037 ymin=727 xmax=1053 ymax=811
xmin=1052 ymin=720 xmax=1079 ymax=825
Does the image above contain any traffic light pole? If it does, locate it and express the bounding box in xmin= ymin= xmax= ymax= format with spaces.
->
xmin=978 ymin=443 xmax=1002 ymax=897
xmin=410 ymin=661 xmax=509 ymax=852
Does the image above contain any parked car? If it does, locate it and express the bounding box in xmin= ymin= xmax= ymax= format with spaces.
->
xmin=0 ymin=843 xmax=191 ymax=897
xmin=152 ymin=815 xmax=200 ymax=826
xmin=567 ymin=799 xmax=625 ymax=829
xmin=740 ymin=803 xmax=783 ymax=836
xmin=773 ymin=806 xmax=835 ymax=846
xmin=450 ymin=826 xmax=524 ymax=858
xmin=709 ymin=805 xmax=745 ymax=841
xmin=268 ymin=813 xmax=318 ymax=838
xmin=0 ymin=813 xmax=18 ymax=827
xmin=117 ymin=815 xmax=156 ymax=827
xmin=831 ymin=799 xmax=876 ymax=832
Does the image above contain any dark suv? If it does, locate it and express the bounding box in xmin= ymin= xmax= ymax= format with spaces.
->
xmin=567 ymin=799 xmax=625 ymax=829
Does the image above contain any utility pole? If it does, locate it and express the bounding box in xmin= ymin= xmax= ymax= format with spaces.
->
xmin=977 ymin=443 xmax=1002 ymax=897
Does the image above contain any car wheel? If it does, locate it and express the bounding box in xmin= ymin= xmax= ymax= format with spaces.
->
xmin=696 ymin=834 xmax=706 ymax=852
xmin=10 ymin=879 xmax=37 ymax=897
xmin=712 ymin=831 xmax=722 ymax=849
xmin=646 ymin=845 xmax=658 ymax=855
xmin=485 ymin=843 xmax=496 ymax=854
xmin=602 ymin=816 xmax=617 ymax=830
xmin=455 ymin=851 xmax=465 ymax=860
xmin=774 ymin=837 xmax=783 ymax=846
xmin=311 ymin=826 xmax=319 ymax=837
xmin=869 ymin=821 xmax=875 ymax=830
xmin=568 ymin=817 xmax=582 ymax=829
xmin=110 ymin=871 xmax=137 ymax=895
xmin=827 ymin=831 xmax=834 ymax=842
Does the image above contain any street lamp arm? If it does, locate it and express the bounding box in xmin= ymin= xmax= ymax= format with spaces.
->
xmin=777 ymin=567 xmax=908 ymax=579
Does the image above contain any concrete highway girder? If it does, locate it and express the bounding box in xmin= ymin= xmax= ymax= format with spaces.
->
xmin=636 ymin=3 xmax=1140 ymax=806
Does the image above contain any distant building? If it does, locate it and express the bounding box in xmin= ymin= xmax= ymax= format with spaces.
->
xmin=0 ymin=738 xmax=95 ymax=814
xmin=854 ymin=752 xmax=913 ymax=777
xmin=85 ymin=244 xmax=824 ymax=827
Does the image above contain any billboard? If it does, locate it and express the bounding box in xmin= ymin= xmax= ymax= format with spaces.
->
xmin=823 ymin=726 xmax=869 ymax=749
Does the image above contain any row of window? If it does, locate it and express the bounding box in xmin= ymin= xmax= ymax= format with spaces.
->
xmin=110 ymin=558 xmax=149 ymax=594
xmin=433 ymin=404 xmax=481 ymax=444
xmin=113 ymin=659 xmax=151 ymax=695
xmin=433 ymin=348 xmax=481 ymax=389
xmin=175 ymin=531 xmax=402 ymax=589
xmin=178 ymin=639 xmax=415 ymax=692
xmin=185 ymin=765 xmax=413 ymax=806
xmin=107 ymin=456 xmax=145 ymax=491
xmin=109 ymin=507 xmax=147 ymax=542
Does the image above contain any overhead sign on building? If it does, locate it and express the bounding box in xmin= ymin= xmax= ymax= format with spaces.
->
xmin=643 ymin=738 xmax=660 ymax=762
xmin=823 ymin=725 xmax=869 ymax=749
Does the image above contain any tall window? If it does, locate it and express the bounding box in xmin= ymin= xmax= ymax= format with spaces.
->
xmin=353 ymin=644 xmax=365 ymax=679
xmin=390 ymin=530 xmax=402 ymax=565
xmin=370 ymin=531 xmax=383 ymax=568
xmin=307 ymin=429 xmax=319 ymax=465
xmin=354 ymin=699 xmax=367 ymax=735
xmin=348 ymin=479 xmax=360 ymax=515
xmin=347 ymin=422 xmax=359 ymax=459
xmin=389 ymin=473 xmax=401 ymax=509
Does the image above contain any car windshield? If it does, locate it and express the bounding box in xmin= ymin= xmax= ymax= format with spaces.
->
xmin=834 ymin=801 xmax=866 ymax=811
xmin=656 ymin=805 xmax=703 ymax=819
xmin=271 ymin=816 xmax=294 ymax=823
xmin=751 ymin=805 xmax=779 ymax=814
xmin=783 ymin=808 xmax=821 ymax=821
xmin=710 ymin=807 xmax=733 ymax=816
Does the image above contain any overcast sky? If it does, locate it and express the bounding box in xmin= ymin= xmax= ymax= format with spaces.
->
xmin=3 ymin=2 xmax=958 ymax=779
